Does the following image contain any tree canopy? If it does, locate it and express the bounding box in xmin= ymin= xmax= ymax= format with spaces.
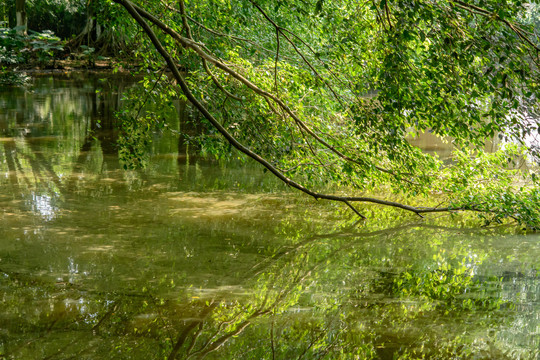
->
xmin=106 ymin=0 xmax=540 ymax=228
xmin=8 ymin=0 xmax=540 ymax=227
xmin=107 ymin=0 xmax=540 ymax=228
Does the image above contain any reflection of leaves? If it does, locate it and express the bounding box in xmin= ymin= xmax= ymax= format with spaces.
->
xmin=117 ymin=112 xmax=152 ymax=169
xmin=394 ymin=249 xmax=507 ymax=313
xmin=0 ymin=185 xmax=535 ymax=359
xmin=0 ymin=67 xmax=30 ymax=86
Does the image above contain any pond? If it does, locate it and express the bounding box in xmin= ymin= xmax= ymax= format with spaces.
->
xmin=0 ymin=73 xmax=539 ymax=359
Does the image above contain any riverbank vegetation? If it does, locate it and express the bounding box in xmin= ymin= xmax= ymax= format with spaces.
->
xmin=3 ymin=0 xmax=540 ymax=228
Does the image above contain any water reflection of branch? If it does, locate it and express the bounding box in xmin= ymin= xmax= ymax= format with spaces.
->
xmin=248 ymin=220 xmax=511 ymax=279
xmin=168 ymin=301 xmax=217 ymax=360
xmin=298 ymin=316 xmax=338 ymax=360
xmin=270 ymin=316 xmax=276 ymax=360
xmin=247 ymin=221 xmax=421 ymax=279
xmin=166 ymin=252 xmax=316 ymax=359
xmin=185 ymin=322 xmax=203 ymax=355
xmin=194 ymin=306 xmax=246 ymax=353
xmin=91 ymin=302 xmax=118 ymax=334
xmin=190 ymin=239 xmax=350 ymax=359
xmin=186 ymin=321 xmax=251 ymax=359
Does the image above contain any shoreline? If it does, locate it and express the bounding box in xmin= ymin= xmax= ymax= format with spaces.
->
xmin=3 ymin=59 xmax=139 ymax=74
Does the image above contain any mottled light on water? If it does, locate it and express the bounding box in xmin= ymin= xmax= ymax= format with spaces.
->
xmin=29 ymin=192 xmax=57 ymax=220
xmin=0 ymin=73 xmax=538 ymax=360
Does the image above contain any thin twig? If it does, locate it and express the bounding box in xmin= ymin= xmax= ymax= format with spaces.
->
xmin=275 ymin=28 xmax=280 ymax=95
xmin=451 ymin=0 xmax=540 ymax=52
xmin=202 ymin=59 xmax=243 ymax=100
xmin=247 ymin=0 xmax=346 ymax=107
xmin=384 ymin=0 xmax=393 ymax=30
xmin=344 ymin=200 xmax=367 ymax=219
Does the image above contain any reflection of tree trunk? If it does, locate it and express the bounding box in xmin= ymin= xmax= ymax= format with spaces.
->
xmin=15 ymin=92 xmax=25 ymax=126
xmin=66 ymin=80 xmax=124 ymax=192
xmin=66 ymin=136 xmax=94 ymax=192
xmin=91 ymin=84 xmax=117 ymax=154
xmin=4 ymin=140 xmax=21 ymax=191
xmin=67 ymin=76 xmax=132 ymax=192
xmin=24 ymin=139 xmax=63 ymax=192
xmin=15 ymin=0 xmax=27 ymax=35
xmin=177 ymin=104 xmax=202 ymax=165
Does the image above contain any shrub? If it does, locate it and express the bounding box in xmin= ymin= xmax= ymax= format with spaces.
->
xmin=0 ymin=27 xmax=63 ymax=66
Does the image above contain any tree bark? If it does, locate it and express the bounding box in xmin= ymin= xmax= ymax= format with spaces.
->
xmin=15 ymin=0 xmax=26 ymax=35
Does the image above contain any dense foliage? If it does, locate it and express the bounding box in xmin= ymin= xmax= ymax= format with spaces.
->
xmin=1 ymin=0 xmax=140 ymax=63
xmin=2 ymin=0 xmax=540 ymax=226
xmin=0 ymin=26 xmax=63 ymax=65
xmin=109 ymin=0 xmax=540 ymax=228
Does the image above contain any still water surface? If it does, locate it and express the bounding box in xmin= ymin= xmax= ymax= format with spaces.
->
xmin=0 ymin=73 xmax=539 ymax=359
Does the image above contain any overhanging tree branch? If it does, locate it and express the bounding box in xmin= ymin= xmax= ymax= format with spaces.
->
xmin=121 ymin=1 xmax=417 ymax=185
xmin=450 ymin=0 xmax=540 ymax=53
xmin=112 ymin=0 xmax=534 ymax=223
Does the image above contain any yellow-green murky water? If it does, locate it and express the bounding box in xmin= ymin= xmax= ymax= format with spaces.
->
xmin=0 ymin=73 xmax=539 ymax=359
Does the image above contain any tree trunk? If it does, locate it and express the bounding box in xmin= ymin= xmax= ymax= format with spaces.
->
xmin=15 ymin=0 xmax=27 ymax=35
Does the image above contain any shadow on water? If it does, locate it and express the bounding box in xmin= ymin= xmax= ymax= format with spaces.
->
xmin=0 ymin=73 xmax=539 ymax=359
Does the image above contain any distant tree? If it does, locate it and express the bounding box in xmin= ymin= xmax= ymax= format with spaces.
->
xmin=67 ymin=0 xmax=136 ymax=55
xmin=15 ymin=0 xmax=26 ymax=35
xmin=24 ymin=0 xmax=86 ymax=39
xmin=0 ymin=0 xmax=8 ymax=26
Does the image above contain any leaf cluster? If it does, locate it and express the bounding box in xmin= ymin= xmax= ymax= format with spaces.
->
xmin=115 ymin=0 xmax=540 ymax=225
xmin=0 ymin=27 xmax=63 ymax=65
